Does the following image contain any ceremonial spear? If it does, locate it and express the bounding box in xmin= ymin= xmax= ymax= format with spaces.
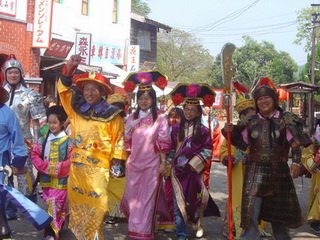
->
xmin=221 ymin=43 xmax=236 ymax=240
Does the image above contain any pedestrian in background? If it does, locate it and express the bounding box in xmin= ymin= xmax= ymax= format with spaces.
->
xmin=157 ymin=107 xmax=184 ymax=233
xmin=121 ymin=70 xmax=172 ymax=240
xmin=58 ymin=55 xmax=127 ymax=240
xmin=220 ymin=95 xmax=255 ymax=239
xmin=31 ymin=106 xmax=72 ymax=240
xmin=170 ymin=84 xmax=220 ymax=240
xmin=201 ymin=106 xmax=221 ymax=188
xmin=105 ymin=93 xmax=128 ymax=224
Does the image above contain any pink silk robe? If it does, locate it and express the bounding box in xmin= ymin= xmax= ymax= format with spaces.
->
xmin=121 ymin=113 xmax=171 ymax=240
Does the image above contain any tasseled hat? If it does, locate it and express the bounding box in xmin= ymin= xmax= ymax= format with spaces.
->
xmin=0 ymin=86 xmax=9 ymax=104
xmin=170 ymin=83 xmax=216 ymax=107
xmin=122 ymin=70 xmax=168 ymax=93
xmin=232 ymin=81 xmax=255 ymax=114
xmin=73 ymin=72 xmax=113 ymax=96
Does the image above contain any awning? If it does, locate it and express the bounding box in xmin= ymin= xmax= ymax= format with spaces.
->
xmin=41 ymin=61 xmax=125 ymax=87
xmin=101 ymin=62 xmax=127 ymax=88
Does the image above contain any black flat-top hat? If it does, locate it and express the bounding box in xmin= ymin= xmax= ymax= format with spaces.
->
xmin=123 ymin=70 xmax=168 ymax=92
xmin=170 ymin=83 xmax=215 ymax=107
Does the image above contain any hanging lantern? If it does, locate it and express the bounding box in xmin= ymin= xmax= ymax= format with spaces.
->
xmin=277 ymin=88 xmax=288 ymax=101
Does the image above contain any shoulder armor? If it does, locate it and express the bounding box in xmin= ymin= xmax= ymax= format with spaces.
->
xmin=282 ymin=112 xmax=300 ymax=125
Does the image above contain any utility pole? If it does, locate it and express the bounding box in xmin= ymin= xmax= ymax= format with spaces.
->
xmin=310 ymin=4 xmax=320 ymax=85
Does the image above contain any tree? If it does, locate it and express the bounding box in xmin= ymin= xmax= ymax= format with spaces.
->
xmin=156 ymin=29 xmax=214 ymax=84
xmin=295 ymin=6 xmax=320 ymax=85
xmin=212 ymin=36 xmax=298 ymax=88
xmin=131 ymin=0 xmax=151 ymax=16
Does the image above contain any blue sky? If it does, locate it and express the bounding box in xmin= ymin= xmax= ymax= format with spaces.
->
xmin=148 ymin=0 xmax=319 ymax=65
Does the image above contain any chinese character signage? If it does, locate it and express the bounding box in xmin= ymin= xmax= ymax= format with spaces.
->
xmin=127 ymin=45 xmax=140 ymax=72
xmin=90 ymin=42 xmax=124 ymax=65
xmin=32 ymin=0 xmax=53 ymax=48
xmin=75 ymin=33 xmax=92 ymax=65
xmin=44 ymin=38 xmax=74 ymax=58
xmin=0 ymin=0 xmax=16 ymax=16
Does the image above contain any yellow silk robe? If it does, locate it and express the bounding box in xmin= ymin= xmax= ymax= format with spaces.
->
xmin=57 ymin=80 xmax=127 ymax=240
xmin=302 ymin=145 xmax=320 ymax=222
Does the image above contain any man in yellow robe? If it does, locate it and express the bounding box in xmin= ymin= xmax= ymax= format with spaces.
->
xmin=57 ymin=55 xmax=127 ymax=240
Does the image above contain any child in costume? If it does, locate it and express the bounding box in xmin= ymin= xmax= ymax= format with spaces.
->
xmin=31 ymin=106 xmax=72 ymax=240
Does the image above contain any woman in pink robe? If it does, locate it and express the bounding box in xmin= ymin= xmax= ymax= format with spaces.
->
xmin=121 ymin=84 xmax=171 ymax=240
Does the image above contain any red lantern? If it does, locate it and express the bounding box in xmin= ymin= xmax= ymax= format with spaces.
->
xmin=277 ymin=88 xmax=287 ymax=101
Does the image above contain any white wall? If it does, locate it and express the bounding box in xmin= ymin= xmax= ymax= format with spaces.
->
xmin=50 ymin=0 xmax=131 ymax=65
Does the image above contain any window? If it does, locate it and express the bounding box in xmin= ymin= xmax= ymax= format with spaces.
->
xmin=82 ymin=0 xmax=89 ymax=16
xmin=112 ymin=0 xmax=118 ymax=23
xmin=137 ymin=30 xmax=151 ymax=51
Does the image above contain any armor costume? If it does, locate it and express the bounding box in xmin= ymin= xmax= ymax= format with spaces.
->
xmin=4 ymin=85 xmax=45 ymax=141
xmin=239 ymin=111 xmax=309 ymax=229
xmin=2 ymin=55 xmax=46 ymax=198
xmin=223 ymin=77 xmax=312 ymax=239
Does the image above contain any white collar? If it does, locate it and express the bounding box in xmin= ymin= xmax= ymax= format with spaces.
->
xmin=47 ymin=131 xmax=67 ymax=141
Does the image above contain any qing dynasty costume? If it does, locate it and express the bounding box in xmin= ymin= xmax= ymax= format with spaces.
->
xmin=57 ymin=74 xmax=127 ymax=240
xmin=171 ymin=123 xmax=220 ymax=224
xmin=220 ymin=139 xmax=246 ymax=238
xmin=31 ymin=131 xmax=72 ymax=239
xmin=121 ymin=112 xmax=172 ymax=239
xmin=301 ymin=141 xmax=320 ymax=227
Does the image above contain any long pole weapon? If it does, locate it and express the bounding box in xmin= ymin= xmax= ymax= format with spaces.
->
xmin=221 ymin=43 xmax=236 ymax=240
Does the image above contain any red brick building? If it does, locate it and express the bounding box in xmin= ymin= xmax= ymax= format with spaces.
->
xmin=0 ymin=0 xmax=42 ymax=91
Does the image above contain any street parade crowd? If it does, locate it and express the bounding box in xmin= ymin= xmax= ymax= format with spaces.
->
xmin=0 ymin=53 xmax=320 ymax=240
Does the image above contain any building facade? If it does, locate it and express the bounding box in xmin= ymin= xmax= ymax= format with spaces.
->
xmin=0 ymin=0 xmax=41 ymax=91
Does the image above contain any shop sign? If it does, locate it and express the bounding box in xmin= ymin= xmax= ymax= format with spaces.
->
xmin=32 ymin=0 xmax=53 ymax=48
xmin=127 ymin=45 xmax=140 ymax=72
xmin=90 ymin=42 xmax=124 ymax=65
xmin=44 ymin=38 xmax=74 ymax=58
xmin=0 ymin=0 xmax=16 ymax=16
xmin=75 ymin=33 xmax=92 ymax=65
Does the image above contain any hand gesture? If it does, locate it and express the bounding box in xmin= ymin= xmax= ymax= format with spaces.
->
xmin=68 ymin=54 xmax=82 ymax=68
xmin=62 ymin=54 xmax=81 ymax=76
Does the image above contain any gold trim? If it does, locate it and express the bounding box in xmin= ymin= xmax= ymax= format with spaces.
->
xmin=185 ymin=98 xmax=200 ymax=105
xmin=138 ymin=84 xmax=152 ymax=91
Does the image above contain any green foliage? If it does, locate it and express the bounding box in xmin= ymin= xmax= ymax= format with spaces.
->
xmin=217 ymin=36 xmax=298 ymax=88
xmin=131 ymin=0 xmax=151 ymax=16
xmin=156 ymin=29 xmax=214 ymax=85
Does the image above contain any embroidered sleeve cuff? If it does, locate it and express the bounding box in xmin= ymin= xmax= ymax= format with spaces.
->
xmin=189 ymin=155 xmax=205 ymax=173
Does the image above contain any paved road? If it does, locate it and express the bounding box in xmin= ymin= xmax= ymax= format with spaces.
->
xmin=8 ymin=163 xmax=319 ymax=239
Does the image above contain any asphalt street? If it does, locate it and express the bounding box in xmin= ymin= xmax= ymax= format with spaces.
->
xmin=7 ymin=163 xmax=319 ymax=240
